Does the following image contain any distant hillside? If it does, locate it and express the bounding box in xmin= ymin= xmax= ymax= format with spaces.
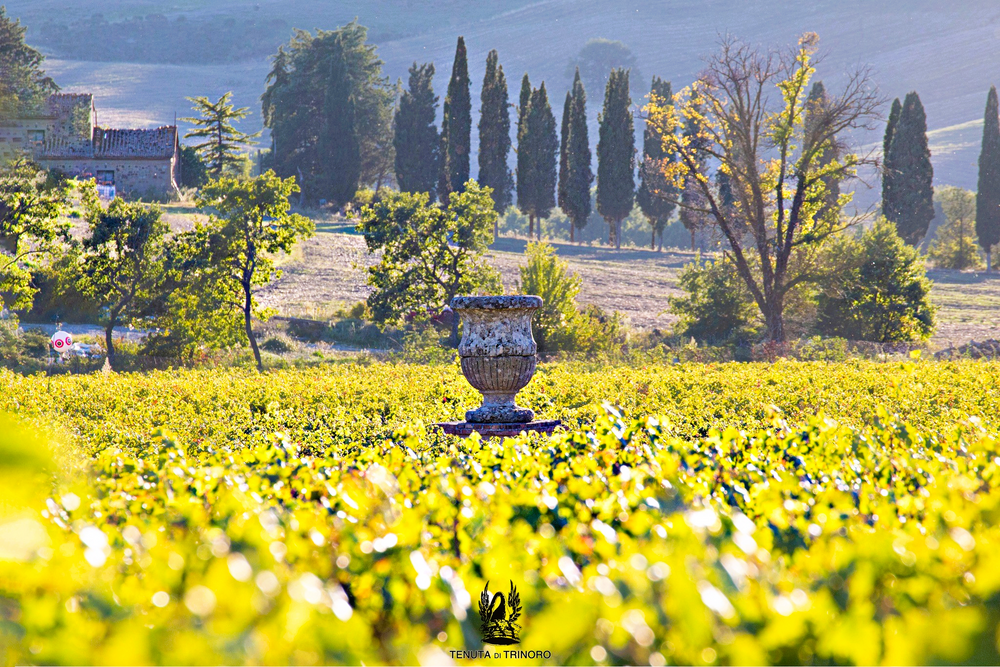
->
xmin=6 ymin=0 xmax=1000 ymax=204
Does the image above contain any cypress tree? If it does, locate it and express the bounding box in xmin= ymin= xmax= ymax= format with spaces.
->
xmin=516 ymin=74 xmax=533 ymax=236
xmin=596 ymin=68 xmax=635 ymax=249
xmin=477 ymin=50 xmax=513 ymax=225
xmin=886 ymin=91 xmax=934 ymax=246
xmin=882 ymin=97 xmax=901 ymax=215
xmin=393 ymin=62 xmax=439 ymax=200
xmin=439 ymin=36 xmax=471 ymax=202
xmin=637 ymin=76 xmax=676 ymax=250
xmin=558 ymin=89 xmax=571 ymax=230
xmin=322 ymin=43 xmax=361 ymax=206
xmin=517 ymin=83 xmax=558 ymax=240
xmin=561 ymin=69 xmax=593 ymax=243
xmin=519 ymin=74 xmax=531 ymax=127
xmin=882 ymin=99 xmax=902 ymax=220
xmin=977 ymin=86 xmax=1000 ymax=271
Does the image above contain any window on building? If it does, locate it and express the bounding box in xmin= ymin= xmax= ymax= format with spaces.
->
xmin=96 ymin=170 xmax=115 ymax=186
xmin=27 ymin=130 xmax=44 ymax=144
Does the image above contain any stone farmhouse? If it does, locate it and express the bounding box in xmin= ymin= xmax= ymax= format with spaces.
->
xmin=0 ymin=93 xmax=180 ymax=199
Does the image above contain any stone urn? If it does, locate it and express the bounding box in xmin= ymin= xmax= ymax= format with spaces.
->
xmin=451 ymin=295 xmax=542 ymax=423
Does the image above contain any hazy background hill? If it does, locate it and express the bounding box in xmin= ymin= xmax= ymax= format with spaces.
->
xmin=6 ymin=0 xmax=1000 ymax=202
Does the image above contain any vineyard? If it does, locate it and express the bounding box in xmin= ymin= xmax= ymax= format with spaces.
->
xmin=3 ymin=359 xmax=1000 ymax=664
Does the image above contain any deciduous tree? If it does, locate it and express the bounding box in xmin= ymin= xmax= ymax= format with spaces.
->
xmin=929 ymin=186 xmax=982 ymax=270
xmin=0 ymin=8 xmax=58 ymax=119
xmin=168 ymin=172 xmax=313 ymax=371
xmin=0 ymin=159 xmax=69 ymax=309
xmin=645 ymin=33 xmax=881 ymax=342
xmin=77 ymin=196 xmax=167 ymax=365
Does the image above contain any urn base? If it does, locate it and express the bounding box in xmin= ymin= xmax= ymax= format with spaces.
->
xmin=436 ymin=419 xmax=562 ymax=439
xmin=466 ymin=404 xmax=535 ymax=423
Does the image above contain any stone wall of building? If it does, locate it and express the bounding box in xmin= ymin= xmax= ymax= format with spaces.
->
xmin=0 ymin=118 xmax=54 ymax=161
xmin=37 ymin=157 xmax=177 ymax=199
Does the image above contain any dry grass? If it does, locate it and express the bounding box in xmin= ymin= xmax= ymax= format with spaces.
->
xmin=253 ymin=220 xmax=1000 ymax=348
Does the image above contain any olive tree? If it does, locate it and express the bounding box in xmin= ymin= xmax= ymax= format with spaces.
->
xmin=175 ymin=171 xmax=313 ymax=371
xmin=358 ymin=179 xmax=501 ymax=344
xmin=77 ymin=195 xmax=167 ymax=365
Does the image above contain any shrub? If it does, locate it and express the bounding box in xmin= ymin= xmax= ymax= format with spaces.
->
xmin=286 ymin=318 xmax=327 ymax=342
xmin=518 ymin=242 xmax=581 ymax=352
xmin=559 ymin=304 xmax=628 ymax=357
xmin=518 ymin=242 xmax=627 ymax=356
xmin=817 ymin=219 xmax=936 ymax=342
xmin=179 ymin=145 xmax=209 ymax=189
xmin=398 ymin=325 xmax=454 ymax=364
xmin=260 ymin=335 xmax=295 ymax=354
xmin=0 ymin=317 xmax=19 ymax=362
xmin=668 ymin=255 xmax=759 ymax=343
xmin=927 ymin=185 xmax=983 ymax=269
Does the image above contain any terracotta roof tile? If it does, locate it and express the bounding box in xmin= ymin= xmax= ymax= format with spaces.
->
xmin=38 ymin=126 xmax=177 ymax=159
xmin=92 ymin=126 xmax=177 ymax=158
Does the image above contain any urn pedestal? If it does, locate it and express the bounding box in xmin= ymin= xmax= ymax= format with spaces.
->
xmin=436 ymin=295 xmax=561 ymax=438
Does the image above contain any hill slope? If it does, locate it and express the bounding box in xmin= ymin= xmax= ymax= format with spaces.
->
xmin=6 ymin=0 xmax=1000 ymax=198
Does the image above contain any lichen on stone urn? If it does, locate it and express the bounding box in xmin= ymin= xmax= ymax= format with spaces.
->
xmin=451 ymin=295 xmax=542 ymax=423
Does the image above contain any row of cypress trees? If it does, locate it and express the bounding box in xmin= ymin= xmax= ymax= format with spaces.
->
xmin=394 ymin=37 xmax=664 ymax=248
xmin=882 ymin=87 xmax=1000 ymax=271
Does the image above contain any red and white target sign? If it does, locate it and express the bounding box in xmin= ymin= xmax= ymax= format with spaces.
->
xmin=50 ymin=331 xmax=72 ymax=352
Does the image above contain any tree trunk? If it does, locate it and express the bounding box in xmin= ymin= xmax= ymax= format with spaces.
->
xmin=989 ymin=249 xmax=993 ymax=272
xmin=615 ymin=219 xmax=622 ymax=250
xmin=296 ymin=166 xmax=305 ymax=207
xmin=105 ymin=316 xmax=116 ymax=368
xmin=570 ymin=224 xmax=575 ymax=243
xmin=691 ymin=229 xmax=696 ymax=252
xmin=764 ymin=301 xmax=785 ymax=343
xmin=494 ymin=220 xmax=498 ymax=241
xmin=528 ymin=214 xmax=534 ymax=239
xmin=651 ymin=227 xmax=656 ymax=250
xmin=537 ymin=218 xmax=541 ymax=241
xmin=244 ymin=287 xmax=263 ymax=372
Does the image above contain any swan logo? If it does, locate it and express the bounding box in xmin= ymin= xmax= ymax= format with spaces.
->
xmin=477 ymin=580 xmax=522 ymax=645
